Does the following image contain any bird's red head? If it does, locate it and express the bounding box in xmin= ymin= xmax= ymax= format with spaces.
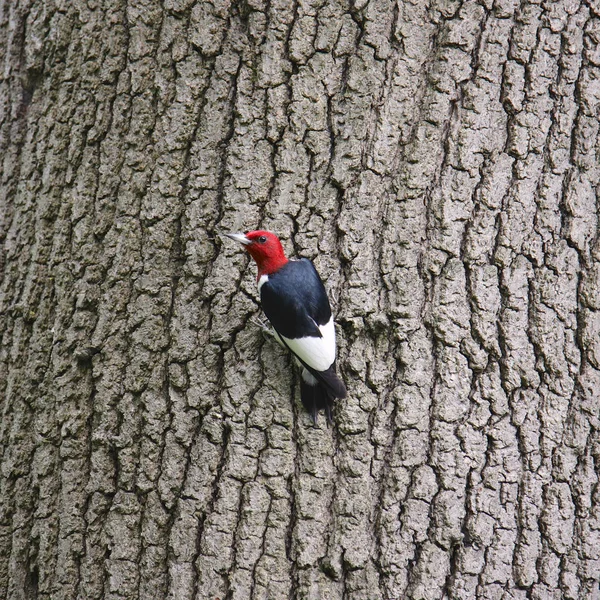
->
xmin=225 ymin=230 xmax=288 ymax=278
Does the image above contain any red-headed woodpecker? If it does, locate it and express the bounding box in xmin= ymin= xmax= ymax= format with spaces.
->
xmin=225 ymin=230 xmax=346 ymax=424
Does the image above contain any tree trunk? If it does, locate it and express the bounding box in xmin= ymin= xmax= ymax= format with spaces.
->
xmin=1 ymin=1 xmax=599 ymax=599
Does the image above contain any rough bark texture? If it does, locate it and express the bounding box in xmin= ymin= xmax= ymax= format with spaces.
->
xmin=1 ymin=0 xmax=600 ymax=599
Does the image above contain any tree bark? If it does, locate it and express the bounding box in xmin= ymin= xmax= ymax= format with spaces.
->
xmin=1 ymin=1 xmax=600 ymax=599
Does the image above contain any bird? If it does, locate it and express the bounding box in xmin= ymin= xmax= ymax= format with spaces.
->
xmin=224 ymin=230 xmax=346 ymax=424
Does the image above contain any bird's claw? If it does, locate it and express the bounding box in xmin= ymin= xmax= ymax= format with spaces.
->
xmin=251 ymin=316 xmax=285 ymax=347
xmin=251 ymin=316 xmax=272 ymax=334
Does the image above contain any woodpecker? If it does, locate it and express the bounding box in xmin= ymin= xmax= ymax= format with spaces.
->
xmin=225 ymin=230 xmax=346 ymax=424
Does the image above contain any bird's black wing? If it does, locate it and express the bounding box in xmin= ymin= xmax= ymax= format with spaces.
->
xmin=260 ymin=258 xmax=331 ymax=339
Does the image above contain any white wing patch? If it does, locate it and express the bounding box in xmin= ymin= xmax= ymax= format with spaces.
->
xmin=281 ymin=317 xmax=336 ymax=372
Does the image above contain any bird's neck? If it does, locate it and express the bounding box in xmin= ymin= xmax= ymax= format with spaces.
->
xmin=256 ymin=255 xmax=288 ymax=280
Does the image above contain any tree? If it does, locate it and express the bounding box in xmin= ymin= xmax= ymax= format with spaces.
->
xmin=1 ymin=0 xmax=599 ymax=598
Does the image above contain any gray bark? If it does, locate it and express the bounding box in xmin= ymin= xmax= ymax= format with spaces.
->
xmin=1 ymin=0 xmax=600 ymax=599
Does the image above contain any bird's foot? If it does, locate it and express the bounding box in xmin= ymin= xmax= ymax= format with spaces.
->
xmin=251 ymin=317 xmax=285 ymax=348
xmin=251 ymin=315 xmax=273 ymax=335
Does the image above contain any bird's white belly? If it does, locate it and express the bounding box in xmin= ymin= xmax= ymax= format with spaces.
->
xmin=257 ymin=274 xmax=269 ymax=292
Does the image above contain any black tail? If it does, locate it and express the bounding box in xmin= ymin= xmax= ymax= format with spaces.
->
xmin=300 ymin=364 xmax=346 ymax=425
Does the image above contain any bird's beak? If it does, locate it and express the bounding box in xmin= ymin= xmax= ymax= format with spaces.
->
xmin=223 ymin=232 xmax=251 ymax=246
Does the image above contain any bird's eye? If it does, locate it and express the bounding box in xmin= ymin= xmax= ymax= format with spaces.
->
xmin=258 ymin=236 xmax=267 ymax=243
